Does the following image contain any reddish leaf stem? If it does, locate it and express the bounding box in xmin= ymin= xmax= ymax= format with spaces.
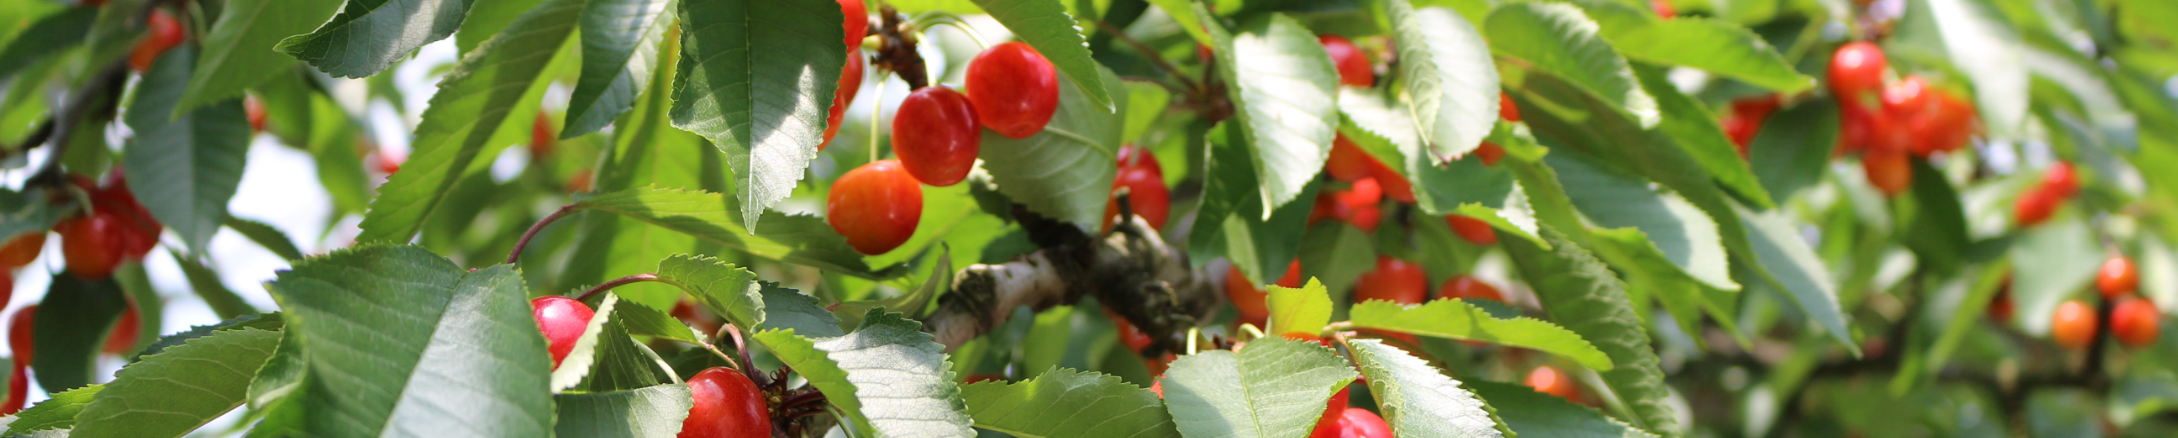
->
xmin=572 ymin=273 xmax=661 ymax=302
xmin=506 ymin=204 xmax=580 ymax=265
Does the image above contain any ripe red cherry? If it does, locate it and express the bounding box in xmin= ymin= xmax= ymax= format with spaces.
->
xmin=1226 ymin=260 xmax=1300 ymax=326
xmin=1880 ymin=76 xmax=1935 ymax=119
xmin=1474 ymin=142 xmax=1505 ymax=166
xmin=96 ymin=173 xmax=162 ymax=261
xmin=681 ymin=367 xmax=772 ymax=438
xmin=1117 ymin=144 xmax=1162 ymax=175
xmin=9 ymin=306 xmax=34 ymax=366
xmin=1526 ymin=366 xmax=1581 ymax=402
xmin=2099 ymin=256 xmax=2139 ymax=298
xmin=102 ymin=300 xmax=140 ymax=355
xmin=1650 ymin=0 xmax=1676 ymax=18
xmin=1447 ymin=214 xmax=1497 ymax=246
xmin=892 ymin=86 xmax=981 ymax=186
xmin=1365 ymin=159 xmax=1415 ymax=204
xmin=965 ymin=42 xmax=1060 ymax=139
xmin=1835 ymin=102 xmax=1876 ymax=156
xmin=1862 ymin=148 xmax=1911 ymax=197
xmin=2012 ymin=187 xmax=2060 ymax=228
xmin=1438 ymin=275 xmax=1504 ymax=302
xmin=1913 ymin=93 xmax=1977 ymax=155
xmin=55 ymin=211 xmax=125 ymax=279
xmin=1354 ymin=256 xmax=1428 ymax=305
xmin=2042 ymin=161 xmax=2079 ymax=198
xmin=2111 ymin=297 xmax=2161 ymax=348
xmin=1305 ymin=386 xmax=1351 ymax=438
xmin=837 ymin=0 xmax=867 ymax=51
xmin=1318 ymin=35 xmax=1373 ymax=88
xmin=1988 ymin=278 xmax=2015 ymax=321
xmin=1722 ymin=113 xmax=1758 ymax=156
xmin=823 ymin=52 xmax=865 ymax=149
xmin=0 ymin=233 xmax=45 ymax=269
xmin=530 ymin=296 xmax=596 ymax=368
xmin=1499 ymin=92 xmax=1521 ymax=122
xmin=1105 ymin=167 xmax=1171 ymax=230
xmin=2050 ymin=299 xmax=2097 ymax=350
xmin=128 ymin=9 xmax=185 ymax=71
xmin=828 ymin=160 xmax=923 ymax=255
xmin=530 ymin=112 xmax=555 ymax=157
xmin=1314 ymin=178 xmax=1383 ymax=233
xmin=1828 ymin=42 xmax=1887 ymax=105
xmin=244 ymin=95 xmax=267 ymax=133
xmin=1337 ymin=407 xmax=1393 ymax=438
xmin=1325 ymin=135 xmax=1374 ymax=182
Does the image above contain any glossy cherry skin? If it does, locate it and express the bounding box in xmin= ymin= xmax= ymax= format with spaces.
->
xmin=1106 ymin=167 xmax=1171 ymax=230
xmin=893 ymin=86 xmax=981 ymax=186
xmin=1226 ymin=260 xmax=1301 ymax=326
xmin=1337 ymin=407 xmax=1394 ymax=438
xmin=1447 ymin=214 xmax=1498 ymax=246
xmin=828 ymin=160 xmax=923 ymax=255
xmin=1314 ymin=178 xmax=1383 ymax=233
xmin=245 ymin=95 xmax=268 ymax=133
xmin=530 ymin=296 xmax=596 ymax=368
xmin=1117 ymin=144 xmax=1162 ymax=175
xmin=1325 ymin=135 xmax=1375 ymax=182
xmin=2098 ymin=256 xmax=2138 ymax=298
xmin=0 ymin=233 xmax=44 ymax=269
xmin=1499 ymin=92 xmax=1521 ymax=122
xmin=1525 ymin=365 xmax=1581 ymax=402
xmin=1305 ymin=386 xmax=1352 ymax=438
xmin=1862 ymin=148 xmax=1911 ymax=197
xmin=2042 ymin=161 xmax=2079 ymax=198
xmin=2111 ymin=297 xmax=2161 ymax=348
xmin=1365 ymin=159 xmax=1416 ymax=204
xmin=1318 ymin=35 xmax=1373 ymax=88
xmin=2050 ymin=299 xmax=2098 ymax=350
xmin=680 ymin=367 xmax=773 ymax=438
xmin=1438 ymin=275 xmax=1504 ymax=302
xmin=9 ymin=306 xmax=34 ymax=366
xmin=102 ymin=300 xmax=139 ymax=355
xmin=55 ymin=212 xmax=125 ymax=279
xmin=128 ymin=9 xmax=185 ymax=71
xmin=2012 ymin=187 xmax=2060 ymax=228
xmin=837 ymin=0 xmax=867 ymax=51
xmin=823 ymin=52 xmax=865 ymax=149
xmin=1474 ymin=142 xmax=1505 ymax=166
xmin=1913 ymin=93 xmax=1977 ymax=155
xmin=93 ymin=172 xmax=162 ymax=260
xmin=1834 ymin=102 xmax=1876 ymax=156
xmin=965 ymin=42 xmax=1060 ymax=139
xmin=1354 ymin=256 xmax=1428 ymax=305
xmin=1828 ymin=42 xmax=1887 ymax=104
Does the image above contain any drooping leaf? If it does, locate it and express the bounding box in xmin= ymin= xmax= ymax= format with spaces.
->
xmin=1202 ymin=8 xmax=1342 ymax=214
xmin=1466 ymin=380 xmax=1660 ymax=438
xmin=32 ymin=274 xmax=128 ymax=392
xmin=124 ymin=312 xmax=281 ymax=362
xmin=653 ymin=254 xmax=766 ymax=331
xmin=1347 ymin=340 xmax=1510 ymax=437
xmin=759 ymin=285 xmax=843 ymax=337
xmin=1349 ymin=299 xmax=1611 ymax=370
xmin=553 ymin=384 xmax=694 ymax=438
xmin=554 ymin=37 xmax=713 ymax=309
xmin=1736 ymin=206 xmax=1856 ymax=354
xmin=958 ymin=368 xmax=1181 ymax=438
xmin=124 ymin=46 xmax=251 ymax=253
xmin=222 ymin=217 xmax=306 ymax=261
xmin=265 ymin=246 xmax=554 ymax=438
xmin=354 ymin=0 xmax=579 ymax=243
xmin=565 ymin=0 xmax=674 ymax=137
xmin=1632 ymin=64 xmax=1772 ymax=209
xmin=1896 ymin=159 xmax=1971 ymax=274
xmin=0 ymin=7 xmax=94 ymax=81
xmin=1603 ymin=19 xmax=1813 ymax=93
xmin=1160 ymin=337 xmax=1358 ymax=438
xmin=1385 ymin=0 xmax=1498 ymax=162
xmin=979 ymin=67 xmax=1126 ymax=230
xmin=1265 ymin=279 xmax=1333 ymax=337
xmin=1897 ymin=0 xmax=2029 ymax=135
xmin=613 ymin=296 xmax=705 ymax=344
xmin=670 ymin=0 xmax=845 ymax=228
xmin=571 ymin=187 xmax=891 ymax=278
xmin=174 ymin=0 xmax=343 ymax=112
xmin=70 ymin=328 xmax=281 ymax=438
xmin=6 ymin=385 xmax=100 ymax=433
xmin=1546 ymin=150 xmax=1735 ymax=290
xmin=1190 ymin=122 xmax=1322 ymax=286
xmin=276 ymin=0 xmax=475 ymax=77
xmin=965 ymin=0 xmax=1115 ymax=110
xmin=0 ymin=188 xmax=74 ymax=245
xmin=1486 ymin=2 xmax=1659 ymax=127
xmin=1500 ymin=227 xmax=1679 ymax=436
xmin=752 ymin=310 xmax=976 ymax=437
xmin=1746 ymin=99 xmax=1840 ymax=200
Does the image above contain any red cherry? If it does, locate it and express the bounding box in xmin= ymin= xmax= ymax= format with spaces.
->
xmin=9 ymin=306 xmax=34 ymax=366
xmin=128 ymin=9 xmax=185 ymax=72
xmin=96 ymin=173 xmax=162 ymax=261
xmin=1650 ymin=0 xmax=1676 ymax=18
xmin=1835 ymin=102 xmax=1876 ymax=156
xmin=1525 ymin=366 xmax=1581 ymax=402
xmin=893 ymin=86 xmax=981 ymax=186
xmin=0 ymin=364 xmax=22 ymax=415
xmin=2041 ymin=161 xmax=2079 ymax=198
xmin=1105 ymin=167 xmax=1171 ymax=231
xmin=530 ymin=112 xmax=555 ymax=157
xmin=1499 ymin=92 xmax=1520 ymax=122
xmin=530 ymin=296 xmax=596 ymax=368
xmin=671 ymin=298 xmax=722 ymax=335
xmin=1364 ymin=159 xmax=1415 ymax=204
xmin=1338 ymin=407 xmax=1394 ymax=438
xmin=827 ymin=160 xmax=923 ymax=255
xmin=0 ymin=233 xmax=45 ymax=269
xmin=55 ymin=212 xmax=125 ymax=279
xmin=2111 ymin=297 xmax=2161 ymax=348
xmin=1732 ymin=95 xmax=1782 ymax=121
xmin=102 ymin=299 xmax=139 ymax=355
xmin=1988 ymin=278 xmax=2014 ymax=321
xmin=1438 ymin=275 xmax=1504 ymax=302
xmin=1225 ymin=260 xmax=1300 ymax=327
xmin=1862 ymin=148 xmax=1911 ymax=197
xmin=1447 ymin=214 xmax=1497 ymax=246
xmin=2099 ymin=256 xmax=2139 ymax=298
xmin=2012 ymin=187 xmax=2060 ymax=228
xmin=837 ymin=0 xmax=867 ymax=51
xmin=1318 ymin=35 xmax=1373 ymax=88
xmin=965 ymin=42 xmax=1060 ymax=139
xmin=1828 ymin=42 xmax=1888 ymax=105
xmin=244 ymin=95 xmax=267 ymax=133
xmin=680 ymin=367 xmax=772 ymax=438
xmin=1305 ymin=386 xmax=1351 ymax=438
xmin=2050 ymin=299 xmax=2097 ymax=350
xmin=1880 ymin=76 xmax=1936 ymax=120
xmin=1106 ymin=308 xmax=1155 ymax=353
xmin=1317 ymin=178 xmax=1383 ymax=233
xmin=1325 ymin=135 xmax=1375 ymax=182
xmin=1474 ymin=142 xmax=1505 ymax=166
xmin=1354 ymin=256 xmax=1428 ymax=305
xmin=1722 ymin=113 xmax=1758 ymax=156
xmin=1912 ymin=93 xmax=1976 ymax=155
xmin=1117 ymin=144 xmax=1163 ymax=175
xmin=376 ymin=151 xmax=405 ymax=174
xmin=823 ymin=52 xmax=865 ymax=149
xmin=1280 ymin=332 xmax=1333 ymax=348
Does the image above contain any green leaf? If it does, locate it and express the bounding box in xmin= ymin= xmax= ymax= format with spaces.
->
xmin=959 ymin=368 xmax=1181 ymax=438
xmin=175 ymin=0 xmax=343 ymax=113
xmin=669 ymin=0 xmax=846 ymax=228
xmin=1297 ymin=223 xmax=1376 ymax=294
xmin=2007 ymin=219 xmax=2102 ymax=335
xmin=1603 ymin=19 xmax=1812 ymax=93
xmin=275 ymin=0 xmax=474 ymax=77
xmin=1632 ymin=65 xmax=1772 ymax=209
xmin=1486 ymin=2 xmax=1659 ymax=128
xmin=1190 ymin=123 xmax=1321 ymax=286
xmin=1339 ymin=89 xmax=1530 ymax=230
xmin=1386 ymin=0 xmax=1499 ymax=162
xmin=224 ymin=216 xmax=306 ymax=261
xmin=353 ymin=0 xmax=578 ymax=243
xmin=1896 ymin=158 xmax=1970 ymax=274
xmin=1349 ymin=299 xmax=1612 ymax=370
xmin=752 ymin=310 xmax=976 ymax=437
xmin=453 ymin=0 xmax=542 ymax=54
xmin=966 ymin=0 xmax=1115 ymax=111
xmin=835 ymin=248 xmax=953 ymax=323
xmin=571 ymin=187 xmax=891 ymax=278
xmin=264 ymin=246 xmax=553 ymax=438
xmin=551 ymin=293 xmax=628 ymax=391
xmin=1160 ymin=337 xmax=1358 ymax=438
xmin=1121 ymin=79 xmax=1171 ymax=144
xmin=1203 ymin=9 xmax=1342 ymax=214
xmin=1586 ymin=227 xmax=1738 ymax=349
xmin=1266 ymin=279 xmax=1333 ymax=337
xmin=1346 ymin=340 xmax=1510 ymax=437
xmin=565 ymin=0 xmax=673 ymax=137
xmin=1466 ymin=380 xmax=1660 ymax=438
xmin=1735 ymin=206 xmax=1856 ymax=354
xmin=553 ymin=384 xmax=694 ymax=438
xmin=653 ymin=254 xmax=766 ymax=330
xmin=979 ymin=67 xmax=1126 ymax=230
xmin=760 ymin=285 xmax=843 ymax=337
xmin=32 ymin=274 xmax=128 ymax=392
xmin=577 ymin=298 xmax=676 ymax=392
xmin=1898 ymin=0 xmax=2029 ymax=135
xmin=6 ymin=385 xmax=100 ymax=433
xmin=70 ymin=328 xmax=280 ymax=438
xmin=1500 ymin=227 xmax=1679 ymax=436
xmin=613 ymin=296 xmax=705 ymax=344
xmin=247 ymin=329 xmax=306 ymax=410
xmin=1746 ymin=99 xmax=1840 ymax=200
xmin=125 ymin=312 xmax=281 ymax=362
xmin=124 ymin=45 xmax=252 ymax=253
xmin=1546 ymin=150 xmax=1735 ymax=290
xmin=0 ymin=7 xmax=93 ymax=81
xmin=1144 ymin=0 xmax=1210 ymax=45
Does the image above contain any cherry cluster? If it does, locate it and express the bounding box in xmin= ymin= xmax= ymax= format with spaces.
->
xmin=529 ymin=296 xmax=773 ymax=438
xmin=2049 ymin=255 xmax=2160 ymax=351
xmin=2011 ymin=161 xmax=2079 ymax=227
xmin=1722 ymin=41 xmax=1982 ymax=197
xmin=129 ymin=9 xmax=185 ymax=72
xmin=0 ymin=173 xmax=157 ymax=415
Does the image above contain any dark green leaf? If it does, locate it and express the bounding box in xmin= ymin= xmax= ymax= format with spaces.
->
xmin=247 ymin=329 xmax=305 ymax=410
xmin=124 ymin=45 xmax=252 ymax=253
xmin=6 ymin=385 xmax=99 ymax=433
xmin=1736 ymin=206 xmax=1855 ymax=354
xmin=1190 ymin=122 xmax=1321 ymax=286
xmin=224 ymin=216 xmax=306 ymax=261
xmin=752 ymin=310 xmax=976 ymax=437
xmin=1604 ymin=19 xmax=1813 ymax=93
xmin=553 ymin=384 xmax=694 ymax=438
xmin=551 ymin=293 xmax=630 ymax=391
xmin=1486 ymin=2 xmax=1658 ymax=127
xmin=1546 ymin=150 xmax=1735 ymax=290
xmin=1466 ymin=380 xmax=1660 ymax=438
xmin=1386 ymin=0 xmax=1498 ymax=162
xmin=565 ymin=0 xmax=673 ymax=137
xmin=571 ymin=187 xmax=891 ymax=278
xmin=554 ymin=36 xmax=714 ymax=309
xmin=1160 ymin=337 xmax=1357 ymax=438
xmin=669 ymin=0 xmax=846 ymax=228
xmin=1633 ymin=64 xmax=1772 ymax=209
xmin=1203 ymin=8 xmax=1342 ymax=213
xmin=1349 ymin=299 xmax=1611 ymax=370
xmin=1500 ymin=227 xmax=1679 ymax=436
xmin=959 ymin=368 xmax=1181 ymax=438
xmin=2007 ymin=219 xmax=2102 ymax=335
xmin=1747 ymin=99 xmax=1840 ymax=200
xmin=1347 ymin=340 xmax=1510 ymax=437
xmin=760 ymin=285 xmax=843 ymax=337
xmin=0 ymin=187 xmax=76 ymax=249
xmin=835 ymin=248 xmax=953 ymax=323
xmin=71 ymin=328 xmax=281 ymax=438
xmin=967 ymin=0 xmax=1115 ymax=110
xmin=1896 ymin=158 xmax=1969 ymax=274
xmin=32 ymin=274 xmax=128 ymax=392
xmin=612 ymin=296 xmax=704 ymax=344
xmin=654 ymin=254 xmax=767 ymax=331
xmin=175 ymin=0 xmax=343 ymax=113
xmin=354 ymin=0 xmax=579 ymax=243
xmin=276 ymin=0 xmax=475 ymax=77
xmin=0 ymin=7 xmax=93 ymax=81
xmin=979 ymin=67 xmax=1126 ymax=230
xmin=125 ymin=312 xmax=280 ymax=362
xmin=578 ymin=298 xmax=675 ymax=392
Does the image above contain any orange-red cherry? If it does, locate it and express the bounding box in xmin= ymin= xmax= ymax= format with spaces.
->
xmin=1526 ymin=366 xmax=1581 ymax=402
xmin=0 ymin=233 xmax=44 ymax=269
xmin=965 ymin=42 xmax=1060 ymax=139
xmin=823 ymin=52 xmax=865 ymax=148
xmin=1474 ymin=142 xmax=1505 ymax=166
xmin=2012 ymin=187 xmax=2060 ymax=228
xmin=1326 ymin=135 xmax=1374 ymax=182
xmin=1354 ymin=256 xmax=1428 ymax=305
xmin=2042 ymin=161 xmax=2079 ymax=198
xmin=2051 ymin=299 xmax=2098 ymax=350
xmin=828 ymin=160 xmax=923 ymax=255
xmin=128 ymin=9 xmax=185 ymax=72
xmin=1106 ymin=167 xmax=1171 ymax=230
xmin=837 ymin=0 xmax=867 ymax=51
xmin=2099 ymin=256 xmax=2139 ymax=298
xmin=1499 ymin=92 xmax=1520 ymax=122
xmin=55 ymin=211 xmax=125 ymax=279
xmin=1447 ymin=214 xmax=1497 ymax=246
xmin=680 ymin=367 xmax=772 ymax=438
xmin=1336 ymin=407 xmax=1393 ymax=438
xmin=1318 ymin=35 xmax=1373 ymax=88
xmin=529 ymin=113 xmax=555 ymax=157
xmin=1828 ymin=42 xmax=1887 ymax=105
xmin=9 ymin=306 xmax=33 ymax=366
xmin=1365 ymin=159 xmax=1415 ymax=204
xmin=245 ymin=95 xmax=268 ymax=133
xmin=1106 ymin=308 xmax=1155 ymax=353
xmin=1863 ymin=148 xmax=1911 ymax=197
xmin=2111 ymin=297 xmax=2161 ymax=348
xmin=1438 ymin=275 xmax=1504 ymax=302
xmin=102 ymin=300 xmax=140 ymax=355
xmin=1226 ymin=260 xmax=1300 ymax=326
xmin=1305 ymin=386 xmax=1352 ymax=438
xmin=893 ymin=85 xmax=981 ymax=186
xmin=530 ymin=296 xmax=596 ymax=368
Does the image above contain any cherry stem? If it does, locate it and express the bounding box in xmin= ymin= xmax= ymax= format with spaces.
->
xmin=506 ymin=204 xmax=579 ymax=265
xmin=1094 ymin=20 xmax=1200 ymax=94
xmin=869 ymin=71 xmax=890 ymax=163
xmin=719 ymin=323 xmax=768 ymax=387
xmin=572 ymin=273 xmax=661 ymax=302
xmin=908 ymin=11 xmax=989 ymax=50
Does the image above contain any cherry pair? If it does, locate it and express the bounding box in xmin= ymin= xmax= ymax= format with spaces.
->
xmin=531 ymin=296 xmax=771 ymax=438
xmin=55 ymin=173 xmax=164 ymax=279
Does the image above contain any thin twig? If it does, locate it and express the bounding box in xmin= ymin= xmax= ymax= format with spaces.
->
xmin=506 ymin=204 xmax=579 ymax=265
xmin=572 ymin=273 xmax=661 ymax=302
